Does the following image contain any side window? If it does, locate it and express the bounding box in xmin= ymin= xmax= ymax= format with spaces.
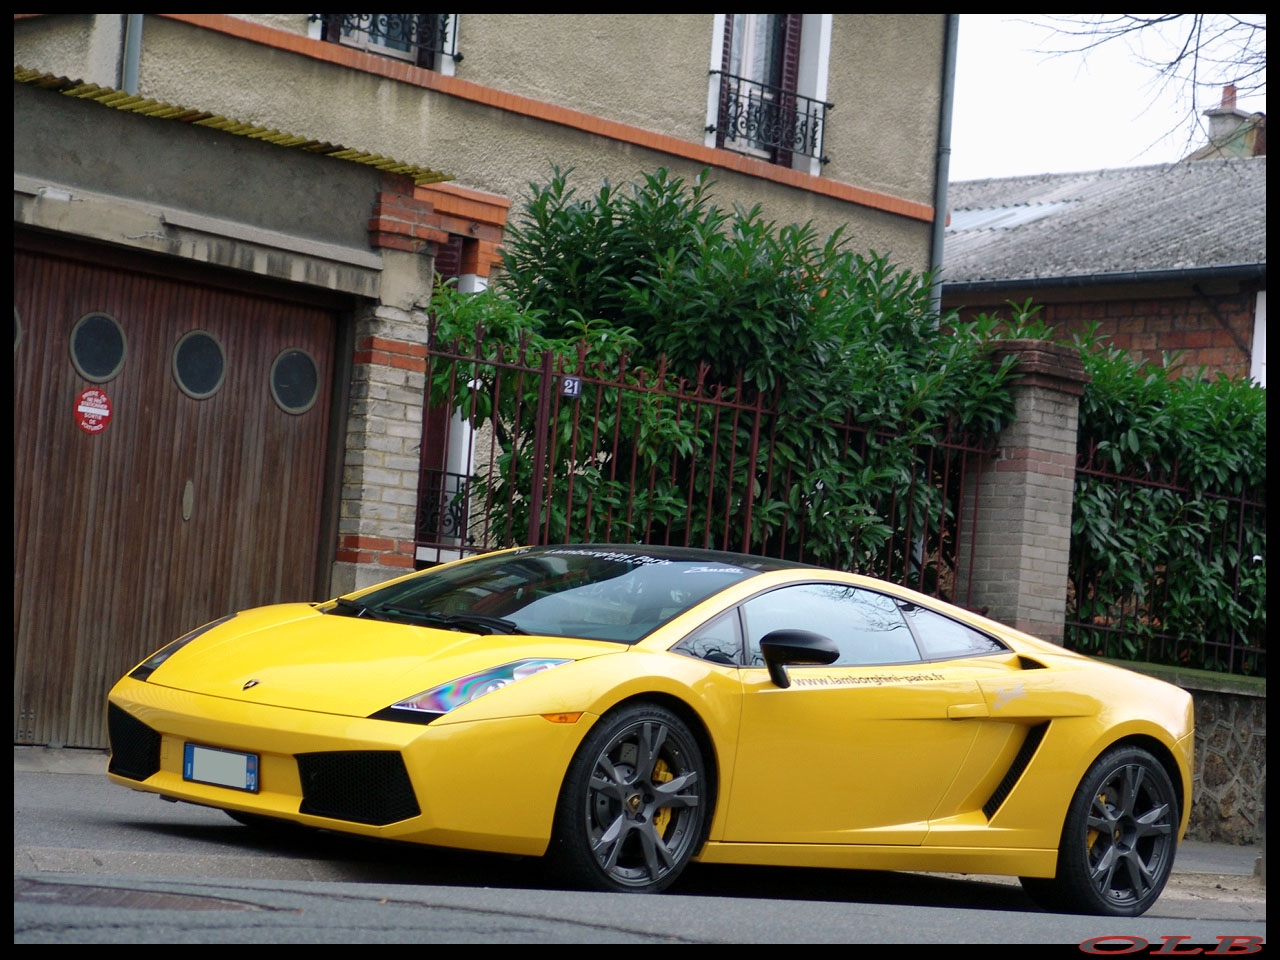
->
xmin=900 ymin=603 xmax=1008 ymax=661
xmin=742 ymin=584 xmax=921 ymax=667
xmin=671 ymin=611 xmax=741 ymax=666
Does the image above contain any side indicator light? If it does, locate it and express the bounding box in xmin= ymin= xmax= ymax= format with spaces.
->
xmin=541 ymin=712 xmax=584 ymax=724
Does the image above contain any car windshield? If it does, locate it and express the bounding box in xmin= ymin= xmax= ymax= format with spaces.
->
xmin=328 ymin=545 xmax=785 ymax=643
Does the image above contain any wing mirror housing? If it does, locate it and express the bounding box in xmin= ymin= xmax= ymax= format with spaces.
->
xmin=759 ymin=629 xmax=840 ymax=688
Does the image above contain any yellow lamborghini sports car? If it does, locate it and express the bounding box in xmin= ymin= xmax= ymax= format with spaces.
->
xmin=106 ymin=544 xmax=1194 ymax=917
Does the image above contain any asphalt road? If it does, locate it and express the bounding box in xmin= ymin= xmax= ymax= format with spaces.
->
xmin=14 ymin=746 xmax=1267 ymax=943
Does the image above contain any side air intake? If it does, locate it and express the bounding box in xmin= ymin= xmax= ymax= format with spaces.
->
xmin=983 ymin=722 xmax=1049 ymax=818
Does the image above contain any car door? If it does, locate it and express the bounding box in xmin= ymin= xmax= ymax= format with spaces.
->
xmin=720 ymin=581 xmax=994 ymax=845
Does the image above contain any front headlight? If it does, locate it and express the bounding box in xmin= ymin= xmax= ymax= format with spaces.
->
xmin=128 ymin=614 xmax=237 ymax=681
xmin=370 ymin=658 xmax=570 ymax=724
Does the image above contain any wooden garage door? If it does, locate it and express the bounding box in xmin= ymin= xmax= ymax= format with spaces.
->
xmin=14 ymin=240 xmax=341 ymax=749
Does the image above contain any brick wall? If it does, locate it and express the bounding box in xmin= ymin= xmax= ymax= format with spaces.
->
xmin=955 ymin=290 xmax=1258 ymax=380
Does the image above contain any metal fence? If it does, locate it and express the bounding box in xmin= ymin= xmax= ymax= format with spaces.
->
xmin=415 ymin=329 xmax=993 ymax=609
xmin=415 ymin=329 xmax=1265 ymax=677
xmin=1064 ymin=442 xmax=1266 ymax=677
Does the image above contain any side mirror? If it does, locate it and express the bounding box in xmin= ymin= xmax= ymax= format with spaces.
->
xmin=759 ymin=629 xmax=839 ymax=689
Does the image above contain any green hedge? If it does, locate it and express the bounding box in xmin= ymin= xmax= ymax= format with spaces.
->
xmin=428 ymin=168 xmax=1266 ymax=674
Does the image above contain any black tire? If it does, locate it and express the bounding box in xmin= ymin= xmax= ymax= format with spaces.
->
xmin=547 ymin=703 xmax=707 ymax=893
xmin=1021 ymin=745 xmax=1178 ymax=917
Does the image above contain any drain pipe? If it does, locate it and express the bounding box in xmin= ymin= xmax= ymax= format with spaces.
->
xmin=121 ymin=14 xmax=143 ymax=94
xmin=929 ymin=14 xmax=960 ymax=321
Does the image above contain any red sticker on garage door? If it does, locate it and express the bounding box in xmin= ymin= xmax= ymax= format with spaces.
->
xmin=74 ymin=387 xmax=113 ymax=434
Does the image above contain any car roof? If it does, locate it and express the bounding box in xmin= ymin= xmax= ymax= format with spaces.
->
xmin=521 ymin=543 xmax=820 ymax=572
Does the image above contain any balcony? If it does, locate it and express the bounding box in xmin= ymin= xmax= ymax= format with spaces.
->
xmin=310 ymin=14 xmax=460 ymax=68
xmin=710 ymin=71 xmax=831 ymax=165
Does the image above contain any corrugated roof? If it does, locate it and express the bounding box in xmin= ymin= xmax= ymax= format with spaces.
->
xmin=942 ymin=158 xmax=1266 ymax=285
xmin=947 ymin=201 xmax=1074 ymax=232
xmin=14 ymin=66 xmax=454 ymax=186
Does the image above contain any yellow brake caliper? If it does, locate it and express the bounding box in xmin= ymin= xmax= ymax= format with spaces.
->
xmin=652 ymin=759 xmax=674 ymax=836
xmin=1088 ymin=791 xmax=1105 ymax=853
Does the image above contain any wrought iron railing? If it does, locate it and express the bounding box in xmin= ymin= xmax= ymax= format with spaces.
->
xmin=417 ymin=330 xmax=992 ymax=604
xmin=310 ymin=14 xmax=460 ymax=66
xmin=415 ymin=468 xmax=472 ymax=544
xmin=1064 ymin=444 xmax=1266 ymax=677
xmin=709 ymin=71 xmax=831 ymax=164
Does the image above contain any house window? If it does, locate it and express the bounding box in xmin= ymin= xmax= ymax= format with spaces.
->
xmin=708 ymin=14 xmax=832 ymax=172
xmin=728 ymin=14 xmax=787 ymax=161
xmin=69 ymin=312 xmax=127 ymax=383
xmin=309 ymin=14 xmax=460 ymax=74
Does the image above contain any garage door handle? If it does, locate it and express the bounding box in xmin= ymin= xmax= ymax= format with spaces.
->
xmin=947 ymin=703 xmax=990 ymax=719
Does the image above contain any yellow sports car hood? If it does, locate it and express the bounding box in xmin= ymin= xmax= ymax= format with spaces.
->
xmin=141 ymin=603 xmax=622 ymax=717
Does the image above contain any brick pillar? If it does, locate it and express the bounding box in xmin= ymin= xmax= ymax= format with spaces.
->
xmin=329 ymin=177 xmax=512 ymax=590
xmin=328 ymin=173 xmax=441 ymax=594
xmin=956 ymin=340 xmax=1090 ymax=643
xmin=330 ymin=299 xmax=430 ymax=594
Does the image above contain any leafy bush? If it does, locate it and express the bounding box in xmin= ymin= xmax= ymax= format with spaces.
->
xmin=428 ymin=167 xmax=1035 ymax=581
xmin=1064 ymin=325 xmax=1266 ymax=673
xmin=428 ymin=168 xmax=1265 ymax=673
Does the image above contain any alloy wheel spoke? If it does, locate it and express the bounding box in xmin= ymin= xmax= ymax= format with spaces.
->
xmin=1089 ymin=841 xmax=1119 ymax=889
xmin=634 ymin=722 xmax=668 ymax=782
xmin=653 ymin=771 xmax=700 ymax=808
xmin=1115 ymin=765 xmax=1144 ymax=817
xmin=1135 ymin=804 xmax=1172 ymax=837
xmin=1090 ymin=789 xmax=1117 ymax=823
xmin=589 ymin=773 xmax=627 ymax=802
xmin=1087 ymin=812 xmax=1113 ymax=833
xmin=635 ymin=818 xmax=676 ymax=876
xmin=1116 ymin=849 xmax=1156 ymax=897
xmin=592 ymin=813 xmax=626 ymax=870
xmin=590 ymin=754 xmax=629 ymax=798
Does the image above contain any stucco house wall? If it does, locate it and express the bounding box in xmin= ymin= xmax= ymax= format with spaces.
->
xmin=16 ymin=14 xmax=945 ymax=268
xmin=14 ymin=12 xmax=955 ymax=749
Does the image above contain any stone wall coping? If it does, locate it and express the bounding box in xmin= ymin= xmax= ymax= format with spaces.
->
xmin=986 ymin=338 xmax=1091 ymax=391
xmin=1098 ymin=658 xmax=1266 ymax=698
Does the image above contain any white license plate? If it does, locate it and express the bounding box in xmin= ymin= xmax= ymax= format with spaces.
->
xmin=183 ymin=742 xmax=259 ymax=792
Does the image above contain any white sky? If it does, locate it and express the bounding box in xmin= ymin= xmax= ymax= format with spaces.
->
xmin=948 ymin=14 xmax=1267 ymax=181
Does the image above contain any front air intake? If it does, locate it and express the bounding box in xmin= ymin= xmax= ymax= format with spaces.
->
xmin=106 ymin=704 xmax=162 ymax=781
xmin=296 ymin=750 xmax=421 ymax=825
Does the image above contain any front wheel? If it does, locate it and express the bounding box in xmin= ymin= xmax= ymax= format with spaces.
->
xmin=547 ymin=703 xmax=707 ymax=893
xmin=1021 ymin=745 xmax=1178 ymax=917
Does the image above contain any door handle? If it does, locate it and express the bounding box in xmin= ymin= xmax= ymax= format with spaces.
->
xmin=947 ymin=702 xmax=989 ymax=719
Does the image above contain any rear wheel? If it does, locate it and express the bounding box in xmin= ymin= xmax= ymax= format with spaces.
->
xmin=547 ymin=703 xmax=707 ymax=893
xmin=1021 ymin=745 xmax=1178 ymax=917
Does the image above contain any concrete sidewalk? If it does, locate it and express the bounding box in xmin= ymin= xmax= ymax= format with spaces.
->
xmin=14 ymin=744 xmax=1265 ymax=881
xmin=1177 ymin=838 xmax=1263 ymax=877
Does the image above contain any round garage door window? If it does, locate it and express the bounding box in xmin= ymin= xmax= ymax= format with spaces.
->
xmin=270 ymin=348 xmax=319 ymax=415
xmin=69 ymin=312 xmax=127 ymax=383
xmin=172 ymin=331 xmax=226 ymax=400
